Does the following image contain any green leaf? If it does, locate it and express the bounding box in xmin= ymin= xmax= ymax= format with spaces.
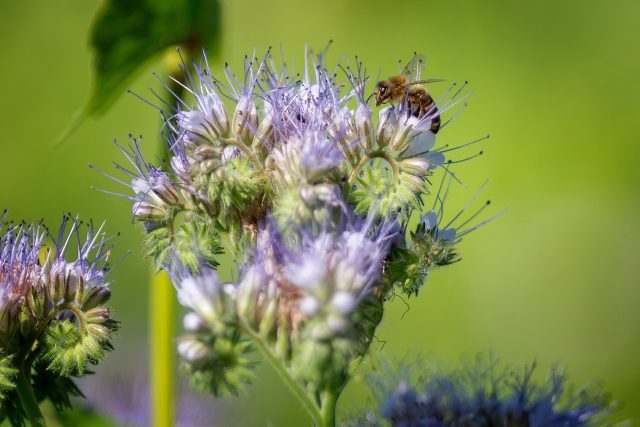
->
xmin=88 ymin=0 xmax=221 ymax=116
xmin=0 ymin=353 xmax=17 ymax=400
xmin=55 ymin=0 xmax=222 ymax=145
xmin=32 ymin=361 xmax=84 ymax=414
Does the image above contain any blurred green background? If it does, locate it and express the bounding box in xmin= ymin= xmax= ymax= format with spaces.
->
xmin=1 ymin=0 xmax=639 ymax=425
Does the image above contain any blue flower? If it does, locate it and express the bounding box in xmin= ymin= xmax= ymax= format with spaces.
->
xmin=351 ymin=356 xmax=617 ymax=427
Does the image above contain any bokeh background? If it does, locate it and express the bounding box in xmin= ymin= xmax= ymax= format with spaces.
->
xmin=1 ymin=0 xmax=639 ymax=425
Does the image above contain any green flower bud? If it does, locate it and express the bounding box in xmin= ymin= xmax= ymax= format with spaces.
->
xmin=236 ymin=267 xmax=264 ymax=324
xmin=133 ymin=201 xmax=168 ymax=221
xmin=253 ymin=110 xmax=274 ymax=149
xmin=400 ymin=158 xmax=431 ymax=177
xmin=233 ymin=97 xmax=258 ymax=143
xmin=81 ymin=285 xmax=111 ymax=310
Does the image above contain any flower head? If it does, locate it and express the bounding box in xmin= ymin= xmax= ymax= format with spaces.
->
xmin=351 ymin=355 xmax=617 ymax=427
xmin=0 ymin=211 xmax=121 ymax=423
xmin=0 ymin=211 xmax=44 ymax=337
xmin=97 ymin=46 xmax=502 ymax=421
xmin=0 ymin=212 xmax=117 ymax=341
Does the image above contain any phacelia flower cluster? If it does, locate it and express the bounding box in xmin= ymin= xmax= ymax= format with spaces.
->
xmin=0 ymin=211 xmax=119 ymax=423
xmin=101 ymin=46 xmax=497 ymax=424
xmin=350 ymin=356 xmax=617 ymax=426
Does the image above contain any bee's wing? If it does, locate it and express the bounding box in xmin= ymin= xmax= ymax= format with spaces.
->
xmin=400 ymin=53 xmax=426 ymax=81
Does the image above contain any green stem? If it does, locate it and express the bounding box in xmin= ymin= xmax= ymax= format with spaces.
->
xmin=344 ymin=150 xmax=399 ymax=198
xmin=15 ymin=364 xmax=46 ymax=427
xmin=320 ymin=389 xmax=337 ymax=427
xmin=150 ymin=271 xmax=175 ymax=427
xmin=62 ymin=304 xmax=87 ymax=333
xmin=240 ymin=322 xmax=322 ymax=426
xmin=224 ymin=137 xmax=264 ymax=172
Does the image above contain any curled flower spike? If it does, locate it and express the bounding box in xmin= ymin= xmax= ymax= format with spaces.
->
xmin=91 ymin=137 xmax=184 ymax=223
xmin=0 ymin=211 xmax=121 ymax=424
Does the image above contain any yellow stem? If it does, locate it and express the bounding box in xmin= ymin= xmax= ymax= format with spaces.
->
xmin=150 ymin=270 xmax=175 ymax=427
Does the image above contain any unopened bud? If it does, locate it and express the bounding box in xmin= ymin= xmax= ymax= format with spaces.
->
xmin=330 ymin=291 xmax=357 ymax=315
xmin=177 ymin=337 xmax=210 ymax=364
xmin=204 ymin=92 xmax=230 ymax=137
xmin=259 ymin=296 xmax=278 ymax=336
xmin=151 ymin=181 xmax=180 ymax=205
xmin=64 ymin=264 xmax=83 ymax=302
xmin=183 ymin=312 xmax=208 ymax=332
xmin=82 ymin=285 xmax=111 ymax=310
xmin=233 ymin=96 xmax=258 ymax=142
xmin=201 ymin=158 xmax=220 ymax=174
xmin=377 ymin=107 xmax=397 ymax=147
xmin=84 ymin=307 xmax=111 ymax=322
xmin=400 ymin=158 xmax=431 ymax=176
xmin=400 ymin=173 xmax=424 ymax=193
xmin=132 ymin=201 xmax=167 ymax=221
xmin=253 ymin=111 xmax=274 ymax=148
xmin=300 ymin=296 xmax=321 ymax=317
xmin=194 ymin=145 xmax=218 ymax=159
xmin=236 ymin=267 xmax=264 ymax=321
xmin=355 ymin=104 xmax=373 ymax=148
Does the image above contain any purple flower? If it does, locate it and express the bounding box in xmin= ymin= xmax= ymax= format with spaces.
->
xmin=246 ymin=213 xmax=399 ymax=335
xmin=0 ymin=211 xmax=117 ymax=341
xmin=351 ymin=356 xmax=617 ymax=426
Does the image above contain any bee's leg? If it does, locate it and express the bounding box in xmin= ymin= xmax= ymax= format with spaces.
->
xmin=411 ymin=101 xmax=424 ymax=119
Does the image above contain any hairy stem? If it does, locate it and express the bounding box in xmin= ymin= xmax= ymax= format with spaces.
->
xmin=15 ymin=362 xmax=46 ymax=427
xmin=240 ymin=322 xmax=322 ymax=425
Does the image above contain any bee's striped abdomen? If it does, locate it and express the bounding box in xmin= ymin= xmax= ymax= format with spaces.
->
xmin=408 ymin=88 xmax=441 ymax=134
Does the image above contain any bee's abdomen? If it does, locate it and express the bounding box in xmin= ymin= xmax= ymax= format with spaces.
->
xmin=428 ymin=106 xmax=441 ymax=134
xmin=409 ymin=90 xmax=441 ymax=134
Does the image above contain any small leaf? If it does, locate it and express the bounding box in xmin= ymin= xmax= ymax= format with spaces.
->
xmin=32 ymin=361 xmax=84 ymax=414
xmin=0 ymin=353 xmax=17 ymax=400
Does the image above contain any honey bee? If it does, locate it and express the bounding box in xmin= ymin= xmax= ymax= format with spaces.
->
xmin=373 ymin=55 xmax=444 ymax=133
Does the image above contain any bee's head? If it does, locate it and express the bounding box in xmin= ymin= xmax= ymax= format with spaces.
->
xmin=374 ymin=81 xmax=390 ymax=106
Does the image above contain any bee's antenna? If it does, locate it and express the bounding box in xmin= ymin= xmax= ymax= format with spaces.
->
xmin=366 ymin=92 xmax=375 ymax=104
